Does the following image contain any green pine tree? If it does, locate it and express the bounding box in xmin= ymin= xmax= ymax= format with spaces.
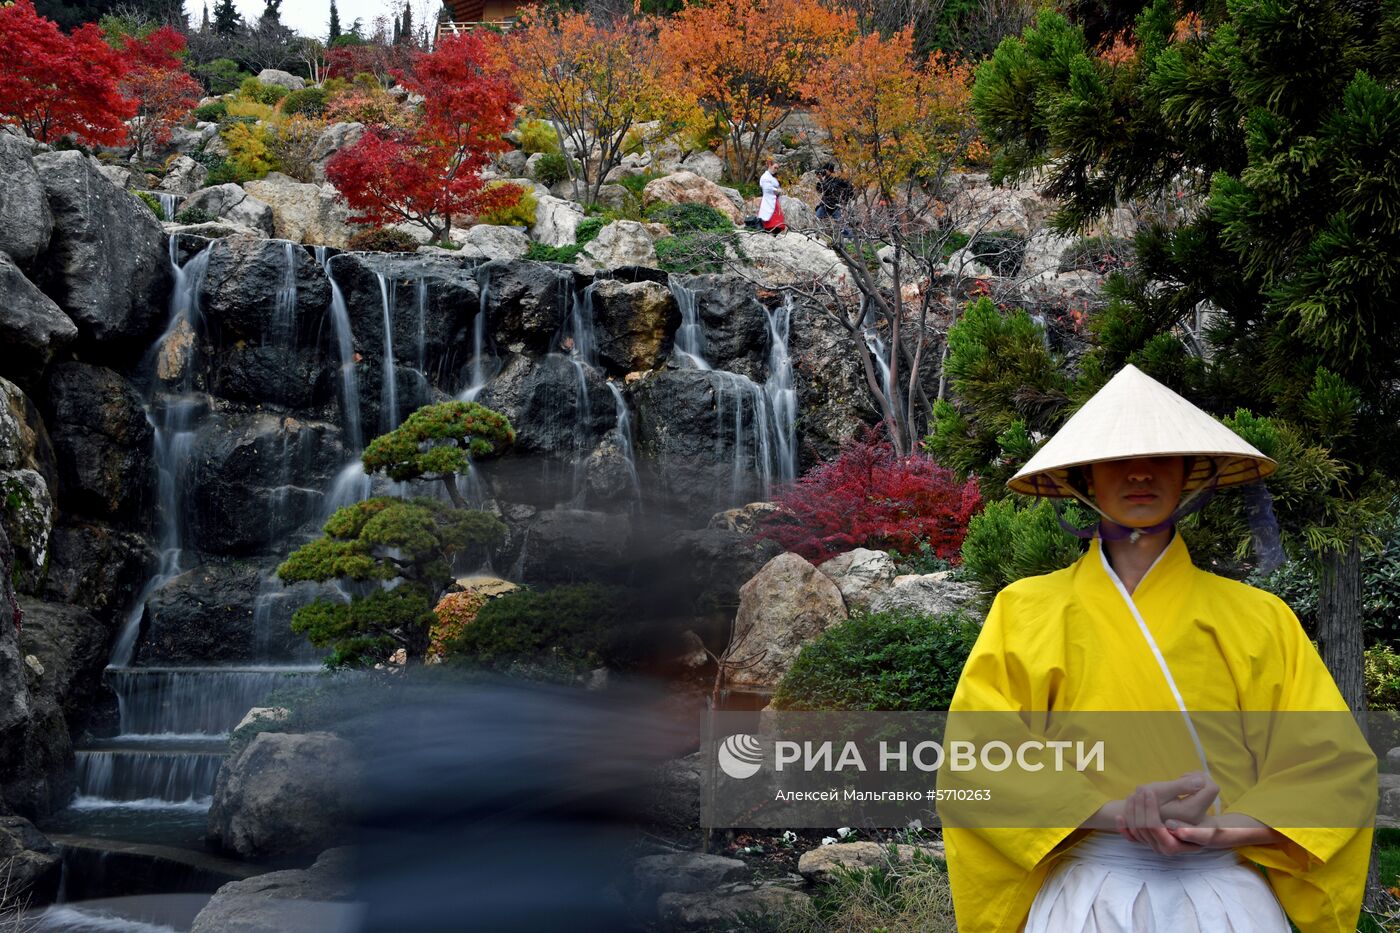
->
xmin=201 ymin=1 xmax=210 ymax=31
xmin=212 ymin=0 xmax=241 ymax=35
xmin=400 ymin=2 xmax=413 ymax=46
xmin=261 ymin=0 xmax=281 ymax=26
xmin=277 ymin=402 xmax=516 ymax=668
xmin=327 ymin=0 xmax=341 ymax=42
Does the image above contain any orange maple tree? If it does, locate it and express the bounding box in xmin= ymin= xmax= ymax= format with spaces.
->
xmin=805 ymin=27 xmax=980 ymax=199
xmin=658 ymin=0 xmax=854 ymax=183
xmin=509 ymin=9 xmax=690 ymax=205
xmin=119 ymin=26 xmax=201 ymax=163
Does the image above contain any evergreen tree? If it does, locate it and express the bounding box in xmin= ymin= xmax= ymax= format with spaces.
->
xmin=261 ymin=0 xmax=281 ymax=26
xmin=392 ymin=13 xmax=401 ymax=44
xmin=328 ymin=0 xmax=341 ymax=42
xmin=201 ymin=1 xmax=209 ymax=31
xmin=211 ymin=0 xmax=240 ymax=34
xmin=400 ymin=2 xmax=413 ymax=46
xmin=277 ymin=402 xmax=516 ymax=668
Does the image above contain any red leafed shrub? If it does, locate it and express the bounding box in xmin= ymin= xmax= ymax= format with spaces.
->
xmin=119 ymin=26 xmax=201 ymax=162
xmin=0 ymin=0 xmax=134 ymax=146
xmin=326 ymin=31 xmax=520 ymax=244
xmin=755 ymin=425 xmax=982 ymax=564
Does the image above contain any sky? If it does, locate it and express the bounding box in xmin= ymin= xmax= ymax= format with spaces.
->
xmin=182 ymin=0 xmax=444 ymax=42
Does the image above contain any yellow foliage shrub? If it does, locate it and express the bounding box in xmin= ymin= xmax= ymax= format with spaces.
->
xmin=222 ymin=122 xmax=278 ymax=181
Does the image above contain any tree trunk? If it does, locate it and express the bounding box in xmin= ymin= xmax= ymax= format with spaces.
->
xmin=1316 ymin=534 xmax=1383 ymax=909
xmin=442 ymin=475 xmax=467 ymax=510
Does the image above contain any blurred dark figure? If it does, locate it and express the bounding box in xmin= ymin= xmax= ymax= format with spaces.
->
xmin=344 ymin=672 xmax=697 ymax=932
xmin=815 ymin=163 xmax=854 ymax=223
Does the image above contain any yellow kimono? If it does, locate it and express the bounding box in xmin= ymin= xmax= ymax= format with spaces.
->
xmin=942 ymin=531 xmax=1376 ymax=932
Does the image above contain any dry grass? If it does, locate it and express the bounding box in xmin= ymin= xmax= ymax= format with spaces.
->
xmin=0 ymin=859 xmax=38 ymax=933
xmin=772 ymin=848 xmax=956 ymax=933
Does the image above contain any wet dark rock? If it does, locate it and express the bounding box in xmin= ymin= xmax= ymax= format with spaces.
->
xmin=210 ymin=344 xmax=335 ymax=412
xmin=0 ymin=254 xmax=76 ymax=389
xmin=478 ymin=259 xmax=576 ymax=356
xmin=43 ymin=363 xmax=154 ymax=526
xmin=513 ymin=508 xmax=633 ymax=584
xmin=0 ymin=132 xmax=53 ymax=266
xmin=188 ymin=410 xmax=345 ymax=556
xmin=135 ymin=562 xmax=309 ymax=666
xmin=590 ymin=279 xmax=679 ymax=375
xmin=787 ymin=301 xmax=879 ymax=463
xmin=40 ymin=521 xmax=156 ymax=622
xmin=33 ymin=150 xmax=171 ymax=358
xmin=668 ymin=275 xmax=768 ymax=378
xmin=0 ymin=815 xmax=60 ymax=904
xmin=631 ymin=368 xmax=772 ymax=515
xmin=477 ymin=353 xmax=617 ymax=459
xmin=638 ymin=527 xmax=781 ymax=618
xmin=200 ymin=236 xmax=330 ymax=346
xmin=19 ymin=599 xmax=115 ymax=742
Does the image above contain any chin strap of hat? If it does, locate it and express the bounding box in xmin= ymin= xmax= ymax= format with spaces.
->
xmin=1050 ymin=459 xmax=1223 ymax=542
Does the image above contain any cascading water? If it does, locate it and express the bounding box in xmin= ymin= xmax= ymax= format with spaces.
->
xmin=376 ymin=273 xmax=398 ymax=434
xmin=152 ymin=192 xmax=181 ymax=222
xmin=459 ymin=264 xmax=496 ymax=402
xmin=668 ymin=280 xmax=710 ymax=370
xmin=860 ymin=296 xmax=895 ymax=408
xmin=764 ymin=295 xmax=798 ymax=486
xmin=606 ymin=381 xmax=642 ymax=508
xmin=319 ymin=249 xmax=371 ymax=512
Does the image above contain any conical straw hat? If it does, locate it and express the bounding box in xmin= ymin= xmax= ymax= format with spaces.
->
xmin=1007 ymin=363 xmax=1276 ymax=498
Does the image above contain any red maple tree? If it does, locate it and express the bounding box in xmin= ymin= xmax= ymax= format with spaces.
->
xmin=119 ymin=26 xmax=201 ymax=162
xmin=326 ymin=32 xmax=521 ymax=243
xmin=755 ymin=425 xmax=982 ymax=564
xmin=0 ymin=0 xmax=134 ymax=146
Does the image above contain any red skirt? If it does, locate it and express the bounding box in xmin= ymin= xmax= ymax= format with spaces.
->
xmin=762 ymin=197 xmax=787 ymax=233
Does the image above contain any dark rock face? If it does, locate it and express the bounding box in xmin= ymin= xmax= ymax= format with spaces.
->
xmin=0 ymin=815 xmax=61 ymax=904
xmin=325 ymin=251 xmax=481 ymax=428
xmin=0 ymin=133 xmax=53 ymax=266
xmin=187 ymin=411 xmax=345 ymax=556
xmin=479 ymin=259 xmax=575 ymax=356
xmin=207 ymin=732 xmax=358 ymax=858
xmin=200 ymin=236 xmax=330 ymax=346
xmin=41 ymin=522 xmax=156 ymax=623
xmin=590 ymin=279 xmax=679 ymax=375
xmin=32 ymin=150 xmax=171 ymax=355
xmin=210 ymin=344 xmax=335 ymax=412
xmin=669 ymin=275 xmax=769 ymax=378
xmin=20 ymin=599 xmax=115 ymax=737
xmin=512 ymin=508 xmax=633 ymax=584
xmin=43 ymin=363 xmax=155 ymax=526
xmin=631 ymin=368 xmax=772 ymax=514
xmin=0 ymin=254 xmax=76 ymax=389
xmin=787 ymin=302 xmax=878 ymax=463
xmin=0 ymin=378 xmax=59 ymax=595
xmin=637 ymin=527 xmax=781 ymax=619
xmin=135 ymin=562 xmax=309 ymax=666
xmin=478 ymin=353 xmax=617 ymax=459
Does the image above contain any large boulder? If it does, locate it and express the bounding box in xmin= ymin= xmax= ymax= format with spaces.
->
xmin=190 ymin=847 xmax=356 ymax=933
xmin=476 ymin=353 xmax=617 ymax=469
xmin=243 ymin=172 xmax=357 ymax=247
xmin=0 ymin=255 xmax=76 ymax=390
xmin=136 ymin=562 xmax=312 ymax=665
xmin=19 ymin=598 xmax=115 ymax=737
xmin=200 ymin=235 xmax=331 ymax=345
xmin=642 ymin=171 xmax=743 ymax=225
xmin=628 ymin=853 xmax=749 ymax=919
xmin=181 ymin=184 xmax=276 ymax=238
xmin=0 ymin=132 xmax=53 ymax=265
xmin=186 ymin=411 xmax=346 ymax=556
xmin=786 ymin=300 xmax=877 ymax=462
xmin=590 ymin=278 xmax=678 ymax=373
xmin=0 ymin=816 xmax=60 ymax=904
xmin=453 ymin=224 xmax=530 ymax=261
xmin=817 ymin=548 xmax=897 ymax=610
xmin=866 ymin=571 xmax=979 ymax=618
xmin=677 ymin=150 xmax=724 ymax=183
xmin=32 ymin=150 xmax=171 ymax=353
xmin=512 ymin=508 xmax=633 ymax=584
xmin=577 ymin=220 xmax=658 ymax=274
xmin=256 ymin=68 xmax=305 ymax=90
xmin=949 ymin=176 xmax=1054 ymax=236
xmin=0 ymin=380 xmax=56 ymax=596
xmin=310 ymin=122 xmax=365 ymax=184
xmin=43 ymin=363 xmax=154 ymax=525
xmin=208 ymin=732 xmax=359 ymax=859
xmin=637 ymin=527 xmax=781 ymax=619
xmin=158 ymin=155 xmax=209 ymax=195
xmin=657 ymin=882 xmax=808 ymax=932
xmin=724 ymin=552 xmax=847 ymax=690
xmin=530 ymin=195 xmax=586 ymax=246
xmin=736 ymin=230 xmax=849 ymax=288
xmin=796 ymin=840 xmax=944 ymax=883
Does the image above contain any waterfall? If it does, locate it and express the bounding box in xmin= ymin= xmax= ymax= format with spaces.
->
xmin=861 ymin=296 xmax=894 ymax=406
xmin=563 ymin=278 xmax=599 ymax=502
xmin=377 ymin=272 xmax=399 ymax=433
xmin=764 ymin=295 xmax=798 ymax=486
xmin=459 ymin=264 xmax=496 ymax=401
xmin=152 ymin=191 xmax=181 ymax=222
xmin=109 ymin=239 xmax=210 ymax=667
xmin=318 ymin=249 xmax=363 ymax=454
xmin=668 ymin=279 xmax=710 ymax=370
xmin=414 ymin=278 xmax=429 ymax=374
xmin=607 ymin=381 xmax=642 ymax=508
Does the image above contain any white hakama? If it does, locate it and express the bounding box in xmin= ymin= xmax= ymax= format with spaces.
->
xmin=1024 ymin=831 xmax=1290 ymax=933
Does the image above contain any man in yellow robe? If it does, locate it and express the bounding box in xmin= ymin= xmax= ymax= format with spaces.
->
xmin=941 ymin=364 xmax=1377 ymax=932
